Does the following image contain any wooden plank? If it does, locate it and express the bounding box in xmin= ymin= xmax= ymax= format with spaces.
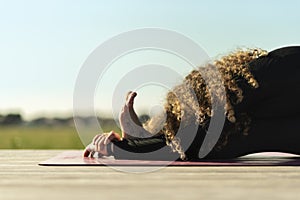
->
xmin=1 ymin=150 xmax=300 ymax=200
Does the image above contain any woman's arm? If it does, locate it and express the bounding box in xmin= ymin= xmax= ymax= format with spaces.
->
xmin=84 ymin=133 xmax=180 ymax=161
xmin=111 ymin=134 xmax=180 ymax=160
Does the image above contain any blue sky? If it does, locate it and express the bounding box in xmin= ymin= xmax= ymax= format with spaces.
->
xmin=0 ymin=0 xmax=299 ymax=119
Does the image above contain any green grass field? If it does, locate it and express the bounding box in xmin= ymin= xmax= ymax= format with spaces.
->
xmin=0 ymin=125 xmax=121 ymax=149
xmin=0 ymin=114 xmax=124 ymax=149
xmin=0 ymin=126 xmax=84 ymax=149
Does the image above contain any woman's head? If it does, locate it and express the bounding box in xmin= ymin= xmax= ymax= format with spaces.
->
xmin=153 ymin=48 xmax=268 ymax=160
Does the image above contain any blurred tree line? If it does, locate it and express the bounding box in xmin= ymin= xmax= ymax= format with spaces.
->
xmin=0 ymin=113 xmax=150 ymax=127
xmin=0 ymin=114 xmax=23 ymax=125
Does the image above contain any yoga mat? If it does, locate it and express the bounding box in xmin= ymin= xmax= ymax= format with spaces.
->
xmin=39 ymin=151 xmax=300 ymax=166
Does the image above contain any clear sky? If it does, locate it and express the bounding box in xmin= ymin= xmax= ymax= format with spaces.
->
xmin=0 ymin=0 xmax=299 ymax=120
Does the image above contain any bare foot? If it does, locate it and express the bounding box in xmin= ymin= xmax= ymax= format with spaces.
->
xmin=126 ymin=91 xmax=142 ymax=127
xmin=120 ymin=91 xmax=151 ymax=139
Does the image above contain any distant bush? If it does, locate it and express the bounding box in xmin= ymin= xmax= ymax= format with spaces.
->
xmin=1 ymin=114 xmax=23 ymax=125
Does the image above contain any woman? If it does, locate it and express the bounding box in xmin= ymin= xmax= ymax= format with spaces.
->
xmin=84 ymin=46 xmax=300 ymax=161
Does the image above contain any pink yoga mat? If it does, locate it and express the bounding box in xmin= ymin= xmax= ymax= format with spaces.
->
xmin=39 ymin=151 xmax=300 ymax=166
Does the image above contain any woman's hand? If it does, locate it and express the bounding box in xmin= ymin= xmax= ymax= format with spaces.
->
xmin=83 ymin=131 xmax=121 ymax=158
xmin=119 ymin=91 xmax=151 ymax=139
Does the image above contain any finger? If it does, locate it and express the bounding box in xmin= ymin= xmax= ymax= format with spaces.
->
xmin=83 ymin=149 xmax=91 ymax=157
xmin=91 ymin=151 xmax=95 ymax=158
xmin=94 ymin=135 xmax=105 ymax=152
xmin=104 ymin=131 xmax=113 ymax=145
xmin=83 ymin=143 xmax=96 ymax=157
xmin=92 ymin=134 xmax=102 ymax=144
xmin=99 ymin=136 xmax=107 ymax=151
xmin=104 ymin=131 xmax=117 ymax=145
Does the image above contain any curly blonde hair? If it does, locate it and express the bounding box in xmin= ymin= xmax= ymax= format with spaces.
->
xmin=145 ymin=48 xmax=268 ymax=160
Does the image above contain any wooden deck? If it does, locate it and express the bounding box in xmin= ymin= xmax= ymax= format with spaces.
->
xmin=1 ymin=150 xmax=300 ymax=200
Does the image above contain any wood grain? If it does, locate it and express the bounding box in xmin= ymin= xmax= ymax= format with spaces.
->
xmin=1 ymin=150 xmax=300 ymax=200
